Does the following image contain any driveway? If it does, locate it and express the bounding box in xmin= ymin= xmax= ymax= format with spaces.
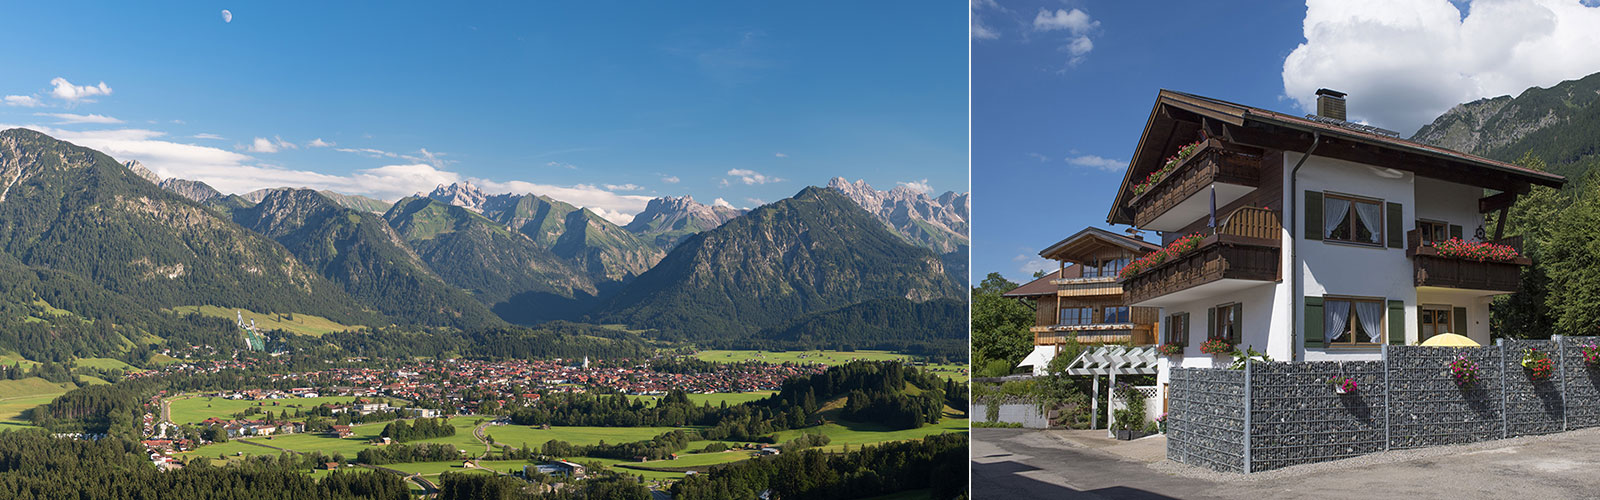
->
xmin=972 ymin=427 xmax=1600 ymax=500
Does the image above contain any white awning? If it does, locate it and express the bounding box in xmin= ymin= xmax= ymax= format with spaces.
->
xmin=1063 ymin=345 xmax=1160 ymax=376
xmin=1016 ymin=345 xmax=1057 ymax=376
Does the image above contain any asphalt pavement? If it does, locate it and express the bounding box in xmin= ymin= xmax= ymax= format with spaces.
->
xmin=972 ymin=426 xmax=1600 ymax=500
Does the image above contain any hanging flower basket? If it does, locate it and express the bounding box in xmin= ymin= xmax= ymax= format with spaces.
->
xmin=1449 ymin=354 xmax=1480 ymax=388
xmin=1328 ymin=375 xmax=1358 ymax=395
xmin=1157 ymin=343 xmax=1185 ymax=356
xmin=1522 ymin=348 xmax=1554 ymax=381
xmin=1581 ymin=342 xmax=1600 ymax=368
xmin=1198 ymin=337 xmax=1234 ymax=355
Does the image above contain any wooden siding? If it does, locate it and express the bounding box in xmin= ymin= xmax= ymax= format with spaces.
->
xmin=1058 ymin=283 xmax=1124 ymax=297
xmin=1169 ymin=149 xmax=1285 ymax=241
xmin=1129 ymin=139 xmax=1265 ymax=229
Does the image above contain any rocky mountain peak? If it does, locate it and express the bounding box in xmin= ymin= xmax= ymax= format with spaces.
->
xmin=825 ymin=177 xmax=969 ymax=254
xmin=427 ymin=182 xmax=490 ymax=212
xmin=124 ymin=160 xmax=162 ymax=184
xmin=623 ymin=194 xmax=745 ymax=248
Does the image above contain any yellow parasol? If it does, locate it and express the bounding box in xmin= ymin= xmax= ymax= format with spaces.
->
xmin=1420 ymin=333 xmax=1480 ymax=347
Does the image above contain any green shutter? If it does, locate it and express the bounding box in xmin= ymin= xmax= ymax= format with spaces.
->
xmin=1207 ymin=307 xmax=1216 ymax=340
xmin=1449 ymin=224 xmax=1463 ymax=240
xmin=1305 ymin=191 xmax=1324 ymax=240
xmin=1230 ymin=303 xmax=1244 ymax=344
xmin=1181 ymin=312 xmax=1190 ymax=345
xmin=1388 ymin=300 xmax=1406 ymax=345
xmin=1387 ymin=202 xmax=1404 ymax=248
xmin=1453 ymin=307 xmax=1468 ymax=336
xmin=1162 ymin=316 xmax=1171 ymax=343
xmin=1305 ymin=297 xmax=1325 ymax=348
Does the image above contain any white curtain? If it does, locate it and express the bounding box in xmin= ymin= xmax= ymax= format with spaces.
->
xmin=1325 ymin=300 xmax=1350 ymax=343
xmin=1355 ymin=201 xmax=1383 ymax=244
xmin=1355 ymin=301 xmax=1385 ymax=343
xmin=1325 ymin=198 xmax=1351 ymax=239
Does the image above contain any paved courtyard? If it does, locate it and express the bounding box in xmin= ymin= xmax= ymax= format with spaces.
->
xmin=972 ymin=427 xmax=1600 ymax=499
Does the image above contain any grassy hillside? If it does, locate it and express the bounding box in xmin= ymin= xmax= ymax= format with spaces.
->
xmin=169 ymin=305 xmax=362 ymax=337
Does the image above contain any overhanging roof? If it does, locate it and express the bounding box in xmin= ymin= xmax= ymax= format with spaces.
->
xmin=1063 ymin=345 xmax=1160 ymax=376
xmin=1107 ymin=89 xmax=1567 ymax=226
xmin=1038 ymin=226 xmax=1161 ymax=263
xmin=1003 ymin=268 xmax=1064 ymax=298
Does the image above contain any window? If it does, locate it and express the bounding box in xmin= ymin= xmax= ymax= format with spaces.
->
xmin=1417 ymin=220 xmax=1448 ymax=245
xmin=1059 ymin=307 xmax=1091 ymax=326
xmin=1103 ymin=306 xmax=1130 ymax=324
xmin=1324 ymin=194 xmax=1384 ymax=245
xmin=1081 ymin=257 xmax=1131 ymax=278
xmin=1419 ymin=305 xmax=1453 ymax=340
xmin=1324 ymin=297 xmax=1385 ymax=346
xmin=1214 ymin=303 xmax=1242 ymax=343
xmin=1165 ymin=313 xmax=1189 ymax=345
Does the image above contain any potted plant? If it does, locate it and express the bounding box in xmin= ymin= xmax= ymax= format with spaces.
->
xmin=1157 ymin=343 xmax=1184 ymax=356
xmin=1449 ymin=354 xmax=1480 ymax=388
xmin=1581 ymin=342 xmax=1600 ymax=368
xmin=1328 ymin=375 xmax=1358 ymax=395
xmin=1155 ymin=413 xmax=1167 ymax=434
xmin=1521 ymin=348 xmax=1554 ymax=381
xmin=1199 ymin=337 xmax=1234 ymax=355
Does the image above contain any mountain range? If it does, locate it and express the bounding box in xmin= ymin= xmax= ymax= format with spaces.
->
xmin=0 ymin=128 xmax=970 ymax=358
xmin=1412 ymin=70 xmax=1600 ymax=183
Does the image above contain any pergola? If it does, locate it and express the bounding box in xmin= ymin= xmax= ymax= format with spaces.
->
xmin=1063 ymin=345 xmax=1160 ymax=435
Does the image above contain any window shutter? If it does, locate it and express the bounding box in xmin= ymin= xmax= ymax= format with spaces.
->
xmin=1387 ymin=202 xmax=1404 ymax=248
xmin=1180 ymin=312 xmax=1190 ymax=345
xmin=1453 ymin=306 xmax=1468 ymax=336
xmin=1449 ymin=224 xmax=1463 ymax=240
xmin=1305 ymin=296 xmax=1325 ymax=348
xmin=1230 ymin=303 xmax=1243 ymax=344
xmin=1388 ymin=300 xmax=1406 ymax=345
xmin=1207 ymin=307 xmax=1216 ymax=340
xmin=1162 ymin=316 xmax=1171 ymax=344
xmin=1305 ymin=191 xmax=1324 ymax=240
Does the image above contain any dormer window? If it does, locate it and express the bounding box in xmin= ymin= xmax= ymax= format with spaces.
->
xmin=1324 ymin=194 xmax=1383 ymax=246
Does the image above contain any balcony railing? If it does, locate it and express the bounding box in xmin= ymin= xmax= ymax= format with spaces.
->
xmin=1121 ymin=207 xmax=1282 ymax=305
xmin=1035 ymin=328 xmax=1155 ymax=346
xmin=1127 ymin=139 xmax=1263 ymax=231
xmin=1405 ymin=230 xmax=1529 ymax=292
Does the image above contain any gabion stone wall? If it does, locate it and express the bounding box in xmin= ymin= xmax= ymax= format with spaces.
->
xmin=1248 ymin=361 xmax=1385 ymax=472
xmin=1561 ymin=336 xmax=1600 ymax=429
xmin=1502 ymin=339 xmax=1564 ymax=436
xmin=1166 ymin=368 xmax=1246 ymax=473
xmin=1385 ymin=345 xmax=1504 ymax=449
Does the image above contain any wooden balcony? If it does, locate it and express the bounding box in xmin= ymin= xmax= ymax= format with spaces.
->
xmin=1406 ymin=230 xmax=1529 ymax=293
xmin=1121 ymin=207 xmax=1282 ymax=306
xmin=1126 ymin=139 xmax=1264 ymax=232
xmin=1034 ymin=327 xmax=1156 ymax=346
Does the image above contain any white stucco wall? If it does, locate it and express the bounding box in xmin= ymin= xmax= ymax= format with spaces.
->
xmin=1414 ymin=176 xmax=1486 ymax=241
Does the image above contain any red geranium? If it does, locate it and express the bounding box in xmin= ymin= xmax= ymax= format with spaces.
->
xmin=1130 ymin=141 xmax=1205 ymax=196
xmin=1430 ymin=237 xmax=1520 ymax=262
xmin=1119 ymin=233 xmax=1206 ymax=279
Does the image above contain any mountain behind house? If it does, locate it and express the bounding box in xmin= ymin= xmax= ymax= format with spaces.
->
xmin=1412 ymin=71 xmax=1600 ymax=184
xmin=589 ymin=186 xmax=963 ymax=341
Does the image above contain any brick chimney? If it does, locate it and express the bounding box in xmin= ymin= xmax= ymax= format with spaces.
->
xmin=1316 ymin=88 xmax=1347 ymax=121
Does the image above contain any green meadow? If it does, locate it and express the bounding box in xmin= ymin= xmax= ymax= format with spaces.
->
xmin=166 ymin=395 xmax=368 ymax=425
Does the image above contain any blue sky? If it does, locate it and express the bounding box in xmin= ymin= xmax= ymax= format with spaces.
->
xmin=973 ymin=0 xmax=1600 ymax=283
xmin=0 ymin=2 xmax=968 ymax=224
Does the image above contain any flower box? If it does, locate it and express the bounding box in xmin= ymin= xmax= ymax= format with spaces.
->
xmin=1157 ymin=343 xmax=1185 ymax=356
xmin=1198 ymin=337 xmax=1234 ymax=355
xmin=1118 ymin=232 xmax=1207 ymax=279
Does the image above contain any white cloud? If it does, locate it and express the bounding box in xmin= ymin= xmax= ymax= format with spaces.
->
xmin=307 ymin=138 xmax=335 ymax=148
xmin=35 ymin=113 xmax=122 ymax=124
xmin=1285 ymin=0 xmax=1600 ymax=134
xmin=545 ymin=161 xmax=577 ymax=169
xmin=1027 ymin=152 xmax=1049 ymax=162
xmin=898 ymin=179 xmax=934 ymax=194
xmin=712 ymin=197 xmax=735 ymax=209
xmin=604 ymin=183 xmax=643 ymax=191
xmin=48 ymin=77 xmax=112 ymax=102
xmin=971 ymin=0 xmax=1003 ymax=40
xmin=774 ymin=152 xmax=788 ymax=158
xmin=745 ymin=197 xmax=766 ymax=206
xmin=660 ymin=175 xmax=680 ymax=184
xmin=242 ymin=136 xmax=297 ymax=153
xmin=336 ymin=147 xmax=397 ymax=158
xmin=1032 ymin=8 xmax=1101 ymax=66
xmin=221 ymin=9 xmax=232 ymax=23
xmin=192 ymin=133 xmax=224 ymax=140
xmin=1066 ymin=154 xmax=1125 ymax=171
xmin=1033 ymin=8 xmax=1098 ymax=33
xmin=1013 ymin=253 xmax=1055 ymax=276
xmin=726 ymin=168 xmax=782 ymax=185
xmin=3 ymin=95 xmax=42 ymax=107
